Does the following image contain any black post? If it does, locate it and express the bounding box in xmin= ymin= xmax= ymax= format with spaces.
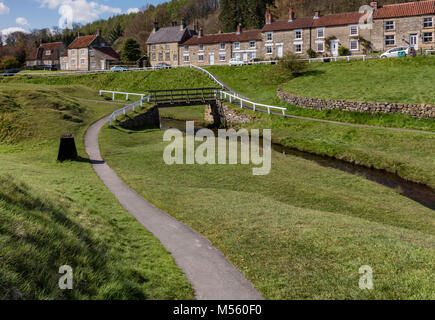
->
xmin=58 ymin=134 xmax=78 ymax=162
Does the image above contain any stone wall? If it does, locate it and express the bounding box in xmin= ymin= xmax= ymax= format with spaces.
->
xmin=277 ymin=88 xmax=435 ymax=118
xmin=120 ymin=107 xmax=161 ymax=129
xmin=205 ymin=102 xmax=252 ymax=125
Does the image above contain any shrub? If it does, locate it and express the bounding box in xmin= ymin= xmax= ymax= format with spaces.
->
xmin=268 ymin=52 xmax=308 ymax=84
xmin=0 ymin=56 xmax=20 ymax=70
xmin=338 ymin=46 xmax=350 ymax=56
xmin=306 ymin=48 xmax=317 ymax=58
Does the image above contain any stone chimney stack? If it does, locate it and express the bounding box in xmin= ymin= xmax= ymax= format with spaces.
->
xmin=314 ymin=11 xmax=320 ymax=20
xmin=289 ymin=8 xmax=295 ymax=22
xmin=77 ymin=32 xmax=81 ymax=38
xmin=370 ymin=1 xmax=379 ymax=10
xmin=180 ymin=19 xmax=186 ymax=30
xmin=236 ymin=23 xmax=242 ymax=35
xmin=265 ymin=9 xmax=272 ymax=25
xmin=218 ymin=28 xmax=222 ymax=34
xmin=97 ymin=28 xmax=101 ymax=37
xmin=198 ymin=28 xmax=203 ymax=38
xmin=153 ymin=20 xmax=159 ymax=33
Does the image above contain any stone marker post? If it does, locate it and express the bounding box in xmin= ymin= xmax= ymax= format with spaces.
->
xmin=57 ymin=134 xmax=78 ymax=161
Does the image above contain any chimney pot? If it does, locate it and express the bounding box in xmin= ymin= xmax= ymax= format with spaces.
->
xmin=314 ymin=11 xmax=320 ymax=19
xmin=237 ymin=23 xmax=242 ymax=35
xmin=180 ymin=19 xmax=186 ymax=30
xmin=265 ymin=9 xmax=272 ymax=25
xmin=289 ymin=8 xmax=295 ymax=22
xmin=198 ymin=28 xmax=203 ymax=38
xmin=153 ymin=20 xmax=159 ymax=33
xmin=370 ymin=1 xmax=379 ymax=10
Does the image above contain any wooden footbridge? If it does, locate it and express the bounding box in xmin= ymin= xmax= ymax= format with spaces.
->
xmin=147 ymin=87 xmax=221 ymax=107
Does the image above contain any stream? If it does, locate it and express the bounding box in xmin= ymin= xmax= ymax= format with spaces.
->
xmin=160 ymin=118 xmax=435 ymax=210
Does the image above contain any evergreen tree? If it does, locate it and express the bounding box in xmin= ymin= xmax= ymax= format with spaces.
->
xmin=108 ymin=23 xmax=123 ymax=45
xmin=121 ymin=38 xmax=142 ymax=62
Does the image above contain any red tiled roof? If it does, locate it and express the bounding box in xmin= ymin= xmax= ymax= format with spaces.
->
xmin=95 ymin=47 xmax=120 ymax=60
xmin=374 ymin=0 xmax=435 ymax=19
xmin=28 ymin=41 xmax=64 ymax=61
xmin=262 ymin=17 xmax=314 ymax=32
xmin=313 ymin=12 xmax=363 ymax=27
xmin=68 ymin=35 xmax=97 ymax=49
xmin=61 ymin=51 xmax=68 ymax=57
xmin=182 ymin=30 xmax=261 ymax=45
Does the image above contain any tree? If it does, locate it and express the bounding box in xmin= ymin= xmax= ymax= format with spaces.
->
xmin=0 ymin=56 xmax=21 ymax=70
xmin=121 ymin=38 xmax=142 ymax=62
xmin=108 ymin=23 xmax=123 ymax=44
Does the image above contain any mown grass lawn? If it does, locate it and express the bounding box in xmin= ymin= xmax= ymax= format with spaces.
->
xmin=99 ymin=120 xmax=435 ymax=300
xmin=0 ymin=83 xmax=194 ymax=299
xmin=207 ymin=60 xmax=435 ymax=132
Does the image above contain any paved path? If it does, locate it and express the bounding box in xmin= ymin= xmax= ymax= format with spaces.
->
xmin=84 ymin=115 xmax=263 ymax=300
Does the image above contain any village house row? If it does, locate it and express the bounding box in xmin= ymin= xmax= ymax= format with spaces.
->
xmin=147 ymin=0 xmax=435 ymax=67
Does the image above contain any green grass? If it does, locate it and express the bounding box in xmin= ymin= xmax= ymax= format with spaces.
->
xmin=99 ymin=121 xmax=435 ymax=300
xmin=0 ymin=83 xmax=194 ymax=299
xmin=207 ymin=62 xmax=435 ymax=132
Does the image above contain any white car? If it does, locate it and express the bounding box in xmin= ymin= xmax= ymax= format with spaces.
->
xmin=228 ymin=58 xmax=247 ymax=66
xmin=380 ymin=46 xmax=410 ymax=58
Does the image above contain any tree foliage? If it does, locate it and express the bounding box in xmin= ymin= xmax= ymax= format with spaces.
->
xmin=121 ymin=38 xmax=142 ymax=62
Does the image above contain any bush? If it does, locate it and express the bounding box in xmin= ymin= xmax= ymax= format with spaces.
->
xmin=121 ymin=38 xmax=142 ymax=62
xmin=268 ymin=52 xmax=309 ymax=84
xmin=338 ymin=46 xmax=350 ymax=56
xmin=307 ymin=48 xmax=317 ymax=58
xmin=0 ymin=56 xmax=20 ymax=70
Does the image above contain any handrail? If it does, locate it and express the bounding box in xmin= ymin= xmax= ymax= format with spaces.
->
xmin=109 ymin=95 xmax=150 ymax=127
xmin=219 ymin=90 xmax=286 ymax=116
xmin=99 ymin=90 xmax=149 ymax=101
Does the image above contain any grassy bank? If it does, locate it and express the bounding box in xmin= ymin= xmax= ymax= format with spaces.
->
xmin=0 ymin=83 xmax=194 ymax=299
xmin=100 ymin=120 xmax=435 ymax=299
xmin=207 ymin=62 xmax=435 ymax=132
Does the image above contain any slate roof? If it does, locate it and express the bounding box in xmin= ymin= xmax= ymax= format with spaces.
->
xmin=374 ymin=0 xmax=435 ymax=19
xmin=146 ymin=26 xmax=189 ymax=44
xmin=182 ymin=30 xmax=261 ymax=45
xmin=68 ymin=35 xmax=97 ymax=49
xmin=95 ymin=47 xmax=120 ymax=60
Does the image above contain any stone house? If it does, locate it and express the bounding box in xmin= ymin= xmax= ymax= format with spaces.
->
xmin=60 ymin=30 xmax=119 ymax=71
xmin=180 ymin=25 xmax=262 ymax=65
xmin=146 ymin=21 xmax=193 ymax=67
xmin=26 ymin=42 xmax=65 ymax=69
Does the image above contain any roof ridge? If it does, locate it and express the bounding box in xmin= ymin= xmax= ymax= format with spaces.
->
xmin=381 ymin=0 xmax=435 ymax=7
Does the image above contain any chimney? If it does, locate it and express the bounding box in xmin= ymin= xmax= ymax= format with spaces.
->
xmin=370 ymin=1 xmax=379 ymax=10
xmin=314 ymin=11 xmax=320 ymax=19
xmin=97 ymin=28 xmax=101 ymax=37
xmin=77 ymin=32 xmax=81 ymax=38
xmin=172 ymin=21 xmax=177 ymax=27
xmin=198 ymin=28 xmax=203 ymax=38
xmin=289 ymin=8 xmax=295 ymax=22
xmin=265 ymin=9 xmax=272 ymax=25
xmin=153 ymin=19 xmax=159 ymax=33
xmin=218 ymin=28 xmax=222 ymax=34
xmin=180 ymin=19 xmax=186 ymax=30
xmin=236 ymin=23 xmax=242 ymax=35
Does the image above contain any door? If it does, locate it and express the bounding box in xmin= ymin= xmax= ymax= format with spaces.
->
xmin=331 ymin=40 xmax=339 ymax=57
xmin=410 ymin=34 xmax=418 ymax=50
xmin=243 ymin=52 xmax=248 ymax=62
xmin=209 ymin=53 xmax=214 ymax=65
xmin=277 ymin=45 xmax=283 ymax=58
xmin=100 ymin=60 xmax=106 ymax=70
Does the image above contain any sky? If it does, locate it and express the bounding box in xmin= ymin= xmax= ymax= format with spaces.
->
xmin=0 ymin=0 xmax=166 ymax=38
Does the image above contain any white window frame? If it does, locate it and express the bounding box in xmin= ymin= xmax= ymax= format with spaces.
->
xmin=183 ymin=54 xmax=190 ymax=63
xmin=158 ymin=52 xmax=163 ymax=61
xmin=234 ymin=42 xmax=240 ymax=50
xmin=316 ymin=40 xmax=325 ymax=52
xmin=266 ymin=32 xmax=273 ymax=42
xmin=294 ymin=29 xmax=302 ymax=40
xmin=294 ymin=41 xmax=303 ymax=54
xmin=385 ymin=21 xmax=395 ymax=31
xmin=80 ymin=58 xmax=86 ymax=65
xmin=80 ymin=49 xmax=86 ymax=56
xmin=317 ymin=27 xmax=325 ymax=39
xmin=184 ymin=45 xmax=189 ymax=52
xmin=198 ymin=54 xmax=204 ymax=62
xmin=423 ymin=17 xmax=434 ymax=28
xmin=423 ymin=32 xmax=433 ymax=43
xmin=45 ymin=50 xmax=51 ymax=56
xmin=249 ymin=41 xmax=256 ymax=49
xmin=385 ymin=34 xmax=395 ymax=46
xmin=151 ymin=44 xmax=156 ymax=51
xmin=90 ymin=61 xmax=96 ymax=68
xmin=219 ymin=54 xmax=226 ymax=61
xmin=71 ymin=59 xmax=76 ymax=65
xmin=165 ymin=52 xmax=170 ymax=61
xmin=220 ymin=43 xmax=226 ymax=50
xmin=152 ymin=53 xmax=156 ymax=61
xmin=165 ymin=43 xmax=170 ymax=50
xmin=265 ymin=44 xmax=273 ymax=55
xmin=198 ymin=44 xmax=204 ymax=51
xmin=350 ymin=39 xmax=359 ymax=51
xmin=249 ymin=52 xmax=256 ymax=60
xmin=71 ymin=49 xmax=76 ymax=56
xmin=350 ymin=25 xmax=359 ymax=36
xmin=89 ymin=50 xmax=95 ymax=57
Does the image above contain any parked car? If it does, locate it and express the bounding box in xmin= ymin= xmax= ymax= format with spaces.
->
xmin=380 ymin=47 xmax=410 ymax=58
xmin=110 ymin=66 xmax=128 ymax=72
xmin=154 ymin=63 xmax=171 ymax=69
xmin=1 ymin=68 xmax=20 ymax=77
xmin=229 ymin=58 xmax=247 ymax=66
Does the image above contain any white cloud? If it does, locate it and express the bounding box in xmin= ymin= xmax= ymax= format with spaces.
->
xmin=0 ymin=2 xmax=10 ymax=15
xmin=38 ymin=0 xmax=122 ymax=25
xmin=1 ymin=27 xmax=26 ymax=44
xmin=16 ymin=17 xmax=29 ymax=26
xmin=126 ymin=8 xmax=139 ymax=14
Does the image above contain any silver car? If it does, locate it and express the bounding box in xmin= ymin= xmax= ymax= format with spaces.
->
xmin=380 ymin=46 xmax=410 ymax=58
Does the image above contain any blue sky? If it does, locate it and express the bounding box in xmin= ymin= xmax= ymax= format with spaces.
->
xmin=0 ymin=0 xmax=166 ymax=37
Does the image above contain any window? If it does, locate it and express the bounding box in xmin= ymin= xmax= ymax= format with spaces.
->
xmin=294 ymin=29 xmax=302 ymax=40
xmin=45 ymin=50 xmax=51 ymax=56
xmin=220 ymin=43 xmax=226 ymax=50
xmin=250 ymin=41 xmax=256 ymax=49
xmin=89 ymin=50 xmax=94 ymax=57
xmin=350 ymin=25 xmax=358 ymax=36
xmin=234 ymin=42 xmax=240 ymax=49
xmin=423 ymin=17 xmax=434 ymax=28
xmin=152 ymin=45 xmax=156 ymax=51
xmin=183 ymin=55 xmax=190 ymax=63
xmin=249 ymin=52 xmax=256 ymax=60
xmin=234 ymin=53 xmax=240 ymax=60
xmin=423 ymin=32 xmax=433 ymax=43
xmin=80 ymin=59 xmax=85 ymax=65
xmin=152 ymin=53 xmax=156 ymax=61
xmin=316 ymin=41 xmax=324 ymax=52
xmin=184 ymin=45 xmax=189 ymax=52
xmin=317 ymin=28 xmax=325 ymax=38
xmin=199 ymin=44 xmax=204 ymax=51
xmin=294 ymin=43 xmax=302 ymax=53
xmin=266 ymin=45 xmax=273 ymax=54
xmin=385 ymin=35 xmax=395 ymax=46
xmin=219 ymin=54 xmax=226 ymax=61
xmin=350 ymin=39 xmax=359 ymax=51
xmin=71 ymin=59 xmax=76 ymax=65
xmin=385 ymin=21 xmax=395 ymax=31
xmin=198 ymin=54 xmax=204 ymax=62
xmin=81 ymin=49 xmax=85 ymax=56
xmin=165 ymin=43 xmax=170 ymax=50
xmin=173 ymin=54 xmax=177 ymax=61
xmin=90 ymin=61 xmax=96 ymax=68
xmin=266 ymin=32 xmax=273 ymax=42
xmin=158 ymin=53 xmax=163 ymax=61
xmin=71 ymin=49 xmax=76 ymax=56
xmin=61 ymin=63 xmax=67 ymax=70
xmin=165 ymin=53 xmax=170 ymax=61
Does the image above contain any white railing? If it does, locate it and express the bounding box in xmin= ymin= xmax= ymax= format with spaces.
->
xmin=190 ymin=65 xmax=226 ymax=89
xmin=304 ymin=55 xmax=369 ymax=63
xmin=219 ymin=90 xmax=286 ymax=116
xmin=99 ymin=90 xmax=150 ymax=101
xmin=425 ymin=49 xmax=435 ymax=55
xmin=109 ymin=95 xmax=150 ymax=127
